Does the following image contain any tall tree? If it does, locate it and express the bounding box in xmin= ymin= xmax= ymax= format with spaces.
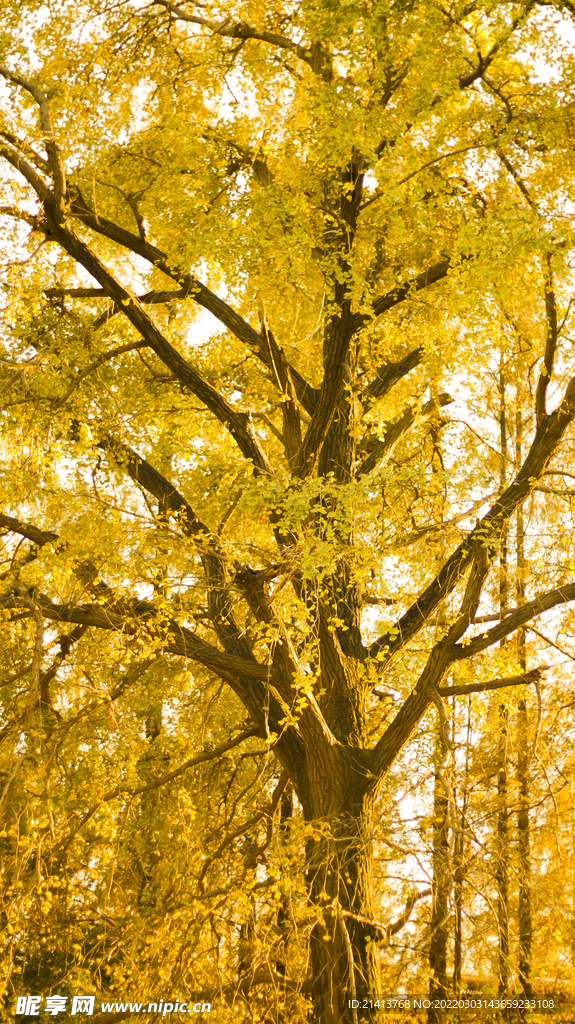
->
xmin=2 ymin=1 xmax=575 ymax=1019
xmin=428 ymin=714 xmax=451 ymax=1018
xmin=496 ymin=363 xmax=510 ymax=994
xmin=515 ymin=403 xmax=533 ymax=998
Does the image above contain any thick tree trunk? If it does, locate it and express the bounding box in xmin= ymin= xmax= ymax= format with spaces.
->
xmin=306 ymin=813 xmax=380 ymax=1022
xmin=303 ymin=762 xmax=380 ymax=1024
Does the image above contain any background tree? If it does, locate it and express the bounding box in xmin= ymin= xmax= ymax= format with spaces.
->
xmin=2 ymin=1 xmax=575 ymax=1021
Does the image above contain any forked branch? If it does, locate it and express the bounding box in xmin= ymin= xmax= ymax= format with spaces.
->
xmin=368 ymin=375 xmax=575 ymax=664
xmin=0 ymin=66 xmax=66 ymax=211
xmin=43 ymin=217 xmax=273 ymax=474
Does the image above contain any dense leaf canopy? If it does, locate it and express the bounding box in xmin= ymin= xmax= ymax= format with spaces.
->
xmin=2 ymin=1 xmax=575 ymax=1021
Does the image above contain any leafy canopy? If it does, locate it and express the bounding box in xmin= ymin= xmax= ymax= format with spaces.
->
xmin=2 ymin=0 xmax=575 ymax=1015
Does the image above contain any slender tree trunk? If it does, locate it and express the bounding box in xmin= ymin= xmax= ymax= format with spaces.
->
xmin=238 ymin=900 xmax=257 ymax=981
xmin=570 ymin=780 xmax=575 ymax=1000
xmin=274 ymin=787 xmax=295 ymax=1021
xmin=496 ymin=702 xmax=510 ymax=994
xmin=426 ymin=417 xmax=451 ymax=1022
xmin=453 ymin=698 xmax=471 ymax=997
xmin=517 ymin=693 xmax=532 ymax=997
xmin=428 ymin=717 xmax=451 ymax=1022
xmin=133 ymin=689 xmax=164 ymax=906
xmin=496 ymin=366 xmax=510 ymax=994
xmin=516 ymin=408 xmax=532 ymax=997
xmin=452 ymin=819 xmax=463 ymax=998
xmin=276 ymin=786 xmax=293 ymax=978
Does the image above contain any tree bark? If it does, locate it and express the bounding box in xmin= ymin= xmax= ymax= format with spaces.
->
xmin=452 ymin=818 xmax=463 ymax=998
xmin=428 ymin=718 xmax=451 ymax=1022
xmin=516 ymin=409 xmax=533 ymax=998
xmin=496 ymin=366 xmax=510 ymax=994
xmin=302 ymin=763 xmax=381 ymax=1023
xmin=496 ymin=701 xmax=510 ymax=994
xmin=276 ymin=786 xmax=294 ymax=979
xmin=453 ymin=699 xmax=471 ymax=997
xmin=517 ymin=693 xmax=532 ymax=998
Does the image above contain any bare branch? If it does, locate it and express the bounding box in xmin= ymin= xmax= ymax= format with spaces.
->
xmin=261 ymin=162 xmax=365 ymax=479
xmin=453 ymin=581 xmax=575 ymax=660
xmin=97 ymin=435 xmax=222 ymax=552
xmin=0 ymin=128 xmax=49 ymax=171
xmin=363 ymin=346 xmax=424 ymax=403
xmin=45 ymin=286 xmax=190 ymax=331
xmin=360 ymin=144 xmax=482 ymax=212
xmin=370 ymin=548 xmax=491 ymax=781
xmin=0 ymin=204 xmax=40 ymax=227
xmin=389 ymin=494 xmax=497 ymax=551
xmin=339 ymin=888 xmax=432 ymax=943
xmin=291 ymin=341 xmax=347 ymax=478
xmin=438 ymin=666 xmax=547 ymax=697
xmin=52 ymin=727 xmax=261 ymax=858
xmin=0 ymin=512 xmax=58 ymax=547
xmin=527 ymin=625 xmax=575 ymax=663
xmin=2 ymin=501 xmax=307 ymax=777
xmin=494 ymin=151 xmax=559 ymax=426
xmin=46 ymin=286 xmax=180 ymax=302
xmin=258 ymin=320 xmax=302 ymax=464
xmin=28 ymin=624 xmax=87 ymax=717
xmin=105 ymin=727 xmax=261 ymax=800
xmin=495 ymin=146 xmax=539 ymax=212
xmin=388 ymin=887 xmax=432 ymax=937
xmin=197 ymin=769 xmax=289 ymax=889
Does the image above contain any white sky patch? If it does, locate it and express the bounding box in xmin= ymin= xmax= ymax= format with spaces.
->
xmin=523 ymin=10 xmax=575 ymax=82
